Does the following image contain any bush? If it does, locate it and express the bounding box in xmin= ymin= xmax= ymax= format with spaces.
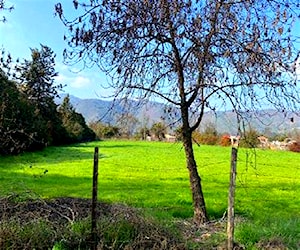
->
xmin=89 ymin=122 xmax=120 ymax=139
xmin=219 ymin=134 xmax=231 ymax=147
xmin=288 ymin=141 xmax=300 ymax=153
xmin=0 ymin=71 xmax=47 ymax=154
xmin=192 ymin=131 xmax=218 ymax=145
xmin=239 ymin=128 xmax=260 ymax=148
xmin=193 ymin=123 xmax=219 ymax=145
xmin=150 ymin=122 xmax=166 ymax=141
xmin=58 ymin=95 xmax=96 ymax=143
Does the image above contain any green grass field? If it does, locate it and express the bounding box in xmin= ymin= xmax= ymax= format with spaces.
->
xmin=0 ymin=140 xmax=299 ymax=249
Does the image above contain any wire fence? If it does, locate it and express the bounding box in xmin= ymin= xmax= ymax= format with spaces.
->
xmin=0 ymin=142 xmax=299 ymax=248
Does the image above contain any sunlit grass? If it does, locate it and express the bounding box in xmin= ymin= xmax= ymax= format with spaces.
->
xmin=0 ymin=140 xmax=299 ymax=248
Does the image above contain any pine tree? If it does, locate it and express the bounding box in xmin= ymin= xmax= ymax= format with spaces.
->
xmin=16 ymin=45 xmax=65 ymax=145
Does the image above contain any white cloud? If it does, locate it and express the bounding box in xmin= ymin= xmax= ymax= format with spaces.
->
xmin=55 ymin=74 xmax=91 ymax=89
xmin=55 ymin=63 xmax=69 ymax=72
xmin=55 ymin=74 xmax=67 ymax=83
xmin=54 ymin=65 xmax=111 ymax=98
xmin=71 ymin=76 xmax=91 ymax=88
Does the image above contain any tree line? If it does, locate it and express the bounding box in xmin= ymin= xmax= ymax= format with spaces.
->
xmin=0 ymin=45 xmax=95 ymax=155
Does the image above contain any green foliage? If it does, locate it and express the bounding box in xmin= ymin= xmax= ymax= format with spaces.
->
xmin=0 ymin=219 xmax=57 ymax=249
xmin=15 ymin=45 xmax=66 ymax=146
xmin=103 ymin=219 xmax=137 ymax=249
xmin=0 ymin=197 xmax=183 ymax=249
xmin=0 ymin=70 xmax=46 ymax=154
xmin=58 ymin=95 xmax=95 ymax=143
xmin=236 ymin=216 xmax=300 ymax=249
xmin=1 ymin=46 xmax=95 ymax=155
xmin=89 ymin=122 xmax=120 ymax=139
xmin=150 ymin=122 xmax=166 ymax=141
xmin=239 ymin=128 xmax=260 ymax=148
xmin=134 ymin=127 xmax=150 ymax=140
xmin=16 ymin=45 xmax=60 ymax=103
xmin=193 ymin=123 xmax=219 ymax=145
xmin=0 ymin=46 xmax=69 ymax=153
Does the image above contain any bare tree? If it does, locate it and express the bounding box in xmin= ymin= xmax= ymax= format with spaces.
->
xmin=116 ymin=112 xmax=139 ymax=138
xmin=55 ymin=0 xmax=300 ymax=224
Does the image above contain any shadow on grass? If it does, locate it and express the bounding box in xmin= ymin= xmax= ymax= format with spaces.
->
xmin=0 ymin=145 xmax=109 ymax=168
xmin=71 ymin=141 xmax=156 ymax=149
xmin=0 ymin=141 xmax=160 ymax=167
xmin=1 ymin=146 xmax=299 ymax=228
xmin=0 ymin=171 xmax=92 ymax=199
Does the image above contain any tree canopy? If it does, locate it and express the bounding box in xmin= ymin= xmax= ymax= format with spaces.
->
xmin=56 ymin=0 xmax=299 ymax=115
xmin=0 ymin=45 xmax=94 ymax=155
xmin=58 ymin=94 xmax=96 ymax=142
xmin=56 ymin=0 xmax=300 ymax=224
xmin=16 ymin=45 xmax=60 ymax=108
xmin=0 ymin=69 xmax=45 ymax=154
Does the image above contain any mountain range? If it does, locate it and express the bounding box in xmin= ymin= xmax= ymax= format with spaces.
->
xmin=55 ymin=94 xmax=300 ymax=136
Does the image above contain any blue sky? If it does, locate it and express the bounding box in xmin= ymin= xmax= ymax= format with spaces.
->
xmin=0 ymin=0 xmax=109 ymax=99
xmin=1 ymin=1 xmax=300 ymax=100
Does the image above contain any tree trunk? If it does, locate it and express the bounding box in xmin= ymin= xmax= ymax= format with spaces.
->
xmin=182 ymin=130 xmax=208 ymax=224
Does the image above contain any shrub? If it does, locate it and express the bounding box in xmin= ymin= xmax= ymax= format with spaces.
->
xmin=103 ymin=219 xmax=137 ymax=249
xmin=89 ymin=122 xmax=120 ymax=139
xmin=219 ymin=134 xmax=231 ymax=147
xmin=150 ymin=122 xmax=166 ymax=141
xmin=192 ymin=131 xmax=219 ymax=145
xmin=195 ymin=123 xmax=219 ymax=145
xmin=288 ymin=141 xmax=300 ymax=153
xmin=239 ymin=128 xmax=260 ymax=148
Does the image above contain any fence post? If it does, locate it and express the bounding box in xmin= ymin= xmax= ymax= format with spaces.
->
xmin=91 ymin=147 xmax=99 ymax=250
xmin=227 ymin=136 xmax=239 ymax=250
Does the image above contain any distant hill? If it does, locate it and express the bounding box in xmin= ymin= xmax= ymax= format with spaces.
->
xmin=55 ymin=94 xmax=169 ymax=125
xmin=56 ymin=94 xmax=300 ymax=135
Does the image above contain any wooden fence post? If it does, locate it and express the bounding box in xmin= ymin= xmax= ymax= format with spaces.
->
xmin=91 ymin=147 xmax=99 ymax=250
xmin=227 ymin=136 xmax=239 ymax=250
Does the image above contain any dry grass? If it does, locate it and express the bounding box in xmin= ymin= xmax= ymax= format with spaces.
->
xmin=0 ymin=194 xmax=186 ymax=249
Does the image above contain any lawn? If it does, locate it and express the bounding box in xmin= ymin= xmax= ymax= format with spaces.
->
xmin=0 ymin=140 xmax=299 ymax=249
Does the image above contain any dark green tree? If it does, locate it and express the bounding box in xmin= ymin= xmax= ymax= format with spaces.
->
xmin=15 ymin=45 xmax=65 ymax=145
xmin=16 ymin=45 xmax=60 ymax=107
xmin=0 ymin=70 xmax=45 ymax=154
xmin=56 ymin=0 xmax=300 ymax=224
xmin=150 ymin=122 xmax=166 ymax=141
xmin=58 ymin=95 xmax=95 ymax=142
